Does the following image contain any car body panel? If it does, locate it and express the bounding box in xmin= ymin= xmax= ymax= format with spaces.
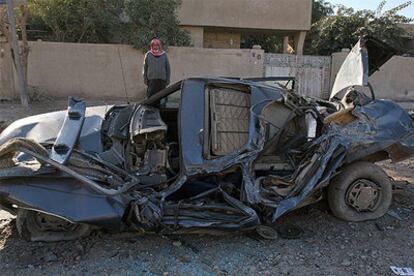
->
xmin=49 ymin=97 xmax=86 ymax=164
xmin=0 ymin=104 xmax=111 ymax=153
xmin=330 ymin=39 xmax=369 ymax=100
xmin=179 ymin=78 xmax=284 ymax=174
xmin=0 ymin=177 xmax=126 ymax=229
xmin=330 ymin=37 xmax=397 ymax=100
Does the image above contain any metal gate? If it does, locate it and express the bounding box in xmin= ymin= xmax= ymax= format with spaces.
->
xmin=264 ymin=54 xmax=332 ymax=99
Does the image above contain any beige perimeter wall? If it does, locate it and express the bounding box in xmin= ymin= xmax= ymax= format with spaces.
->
xmin=24 ymin=41 xmax=264 ymax=100
xmin=4 ymin=41 xmax=414 ymax=105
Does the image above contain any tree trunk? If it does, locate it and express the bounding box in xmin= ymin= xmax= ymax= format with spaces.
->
xmin=19 ymin=5 xmax=29 ymax=80
xmin=0 ymin=7 xmax=9 ymax=40
xmin=5 ymin=0 xmax=29 ymax=106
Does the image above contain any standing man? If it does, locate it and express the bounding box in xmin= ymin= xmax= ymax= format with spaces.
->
xmin=143 ymin=38 xmax=171 ymax=99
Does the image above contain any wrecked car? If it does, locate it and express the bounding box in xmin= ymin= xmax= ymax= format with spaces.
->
xmin=0 ymin=37 xmax=413 ymax=242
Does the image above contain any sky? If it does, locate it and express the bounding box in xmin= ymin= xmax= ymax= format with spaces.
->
xmin=328 ymin=0 xmax=414 ymax=18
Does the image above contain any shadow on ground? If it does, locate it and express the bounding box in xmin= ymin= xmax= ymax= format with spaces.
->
xmin=0 ymin=184 xmax=412 ymax=275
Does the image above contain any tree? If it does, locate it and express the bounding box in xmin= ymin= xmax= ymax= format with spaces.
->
xmin=28 ymin=0 xmax=120 ymax=43
xmin=306 ymin=1 xmax=413 ymax=55
xmin=240 ymin=33 xmax=283 ymax=53
xmin=312 ymin=0 xmax=334 ymax=23
xmin=27 ymin=0 xmax=191 ymax=49
xmin=0 ymin=2 xmax=30 ymax=106
xmin=120 ymin=0 xmax=191 ymax=49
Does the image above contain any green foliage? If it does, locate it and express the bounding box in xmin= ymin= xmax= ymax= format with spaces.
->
xmin=306 ymin=1 xmax=413 ymax=55
xmin=29 ymin=0 xmax=118 ymax=43
xmin=27 ymin=0 xmax=190 ymax=49
xmin=120 ymin=0 xmax=191 ymax=49
xmin=312 ymin=0 xmax=334 ymax=23
xmin=240 ymin=34 xmax=283 ymax=53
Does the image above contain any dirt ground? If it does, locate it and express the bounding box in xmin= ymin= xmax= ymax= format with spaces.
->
xmin=0 ymin=99 xmax=413 ymax=276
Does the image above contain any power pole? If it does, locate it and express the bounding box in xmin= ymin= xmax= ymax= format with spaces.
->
xmin=5 ymin=0 xmax=29 ymax=106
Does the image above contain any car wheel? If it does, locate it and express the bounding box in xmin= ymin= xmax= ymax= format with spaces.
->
xmin=327 ymin=161 xmax=392 ymax=222
xmin=16 ymin=209 xmax=92 ymax=242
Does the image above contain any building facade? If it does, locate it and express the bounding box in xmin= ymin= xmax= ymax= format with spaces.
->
xmin=400 ymin=23 xmax=414 ymax=54
xmin=178 ymin=0 xmax=313 ymax=54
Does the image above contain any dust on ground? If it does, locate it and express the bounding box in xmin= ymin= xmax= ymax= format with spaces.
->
xmin=0 ymin=99 xmax=413 ymax=276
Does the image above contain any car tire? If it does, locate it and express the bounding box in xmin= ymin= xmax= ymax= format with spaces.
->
xmin=16 ymin=209 xmax=92 ymax=242
xmin=327 ymin=161 xmax=392 ymax=222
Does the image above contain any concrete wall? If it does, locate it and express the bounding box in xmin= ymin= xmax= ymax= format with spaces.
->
xmin=331 ymin=51 xmax=414 ymax=107
xmin=181 ymin=26 xmax=204 ymax=48
xmin=5 ymin=41 xmax=414 ymax=105
xmin=178 ymin=0 xmax=312 ymax=31
xmin=27 ymin=42 xmax=142 ymax=100
xmin=22 ymin=41 xmax=264 ymax=100
xmin=0 ymin=39 xmax=15 ymax=100
xmin=203 ymin=30 xmax=241 ymax=49
xmin=370 ymin=56 xmax=414 ymax=104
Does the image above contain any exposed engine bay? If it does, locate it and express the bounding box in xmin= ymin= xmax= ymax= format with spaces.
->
xmin=100 ymin=105 xmax=179 ymax=184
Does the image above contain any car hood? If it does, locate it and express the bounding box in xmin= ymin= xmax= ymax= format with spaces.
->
xmin=0 ymin=105 xmax=111 ymax=153
xmin=330 ymin=37 xmax=397 ymax=100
